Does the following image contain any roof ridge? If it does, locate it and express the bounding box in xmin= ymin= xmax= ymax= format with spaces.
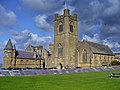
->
xmin=81 ymin=40 xmax=113 ymax=54
xmin=17 ymin=50 xmax=34 ymax=53
xmin=84 ymin=40 xmax=110 ymax=48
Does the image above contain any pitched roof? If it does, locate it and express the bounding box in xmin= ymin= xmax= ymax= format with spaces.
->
xmin=16 ymin=51 xmax=43 ymax=60
xmin=28 ymin=44 xmax=43 ymax=49
xmin=26 ymin=44 xmax=43 ymax=51
xmin=13 ymin=44 xmax=16 ymax=49
xmin=4 ymin=39 xmax=13 ymax=49
xmin=79 ymin=40 xmax=113 ymax=55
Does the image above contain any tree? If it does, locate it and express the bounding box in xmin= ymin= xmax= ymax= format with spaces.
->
xmin=111 ymin=60 xmax=120 ymax=66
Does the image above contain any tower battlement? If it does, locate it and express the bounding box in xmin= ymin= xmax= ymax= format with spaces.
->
xmin=54 ymin=9 xmax=77 ymax=21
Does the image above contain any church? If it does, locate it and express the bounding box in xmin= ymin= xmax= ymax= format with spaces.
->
xmin=3 ymin=8 xmax=115 ymax=69
xmin=47 ymin=8 xmax=115 ymax=69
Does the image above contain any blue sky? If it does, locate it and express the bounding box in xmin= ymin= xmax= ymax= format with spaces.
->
xmin=0 ymin=0 xmax=120 ymax=63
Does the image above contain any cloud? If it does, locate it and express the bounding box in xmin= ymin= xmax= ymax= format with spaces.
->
xmin=0 ymin=40 xmax=9 ymax=63
xmin=0 ymin=32 xmax=3 ymax=36
xmin=67 ymin=0 xmax=120 ymax=53
xmin=82 ymin=34 xmax=101 ymax=43
xmin=0 ymin=4 xmax=18 ymax=28
xmin=26 ymin=33 xmax=53 ymax=48
xmin=35 ymin=15 xmax=53 ymax=31
xmin=0 ymin=52 xmax=3 ymax=63
xmin=103 ymin=39 xmax=120 ymax=53
xmin=104 ymin=0 xmax=120 ymax=16
xmin=82 ymin=34 xmax=120 ymax=53
xmin=34 ymin=4 xmax=75 ymax=32
xmin=22 ymin=0 xmax=64 ymax=14
xmin=101 ymin=25 xmax=120 ymax=40
xmin=5 ymin=0 xmax=120 ymax=53
xmin=10 ymin=29 xmax=53 ymax=49
xmin=0 ymin=41 xmax=6 ymax=50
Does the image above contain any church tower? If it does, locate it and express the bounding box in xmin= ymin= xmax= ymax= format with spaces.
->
xmin=3 ymin=39 xmax=16 ymax=68
xmin=53 ymin=9 xmax=78 ymax=69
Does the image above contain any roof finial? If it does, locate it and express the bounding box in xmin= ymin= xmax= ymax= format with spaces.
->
xmin=65 ymin=0 xmax=68 ymax=9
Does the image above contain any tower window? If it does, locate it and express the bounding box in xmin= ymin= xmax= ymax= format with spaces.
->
xmin=70 ymin=25 xmax=73 ymax=32
xmin=59 ymin=22 xmax=63 ymax=32
xmin=5 ymin=52 xmax=11 ymax=57
xmin=58 ymin=44 xmax=63 ymax=57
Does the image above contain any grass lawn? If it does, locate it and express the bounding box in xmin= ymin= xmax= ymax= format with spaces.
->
xmin=0 ymin=70 xmax=120 ymax=90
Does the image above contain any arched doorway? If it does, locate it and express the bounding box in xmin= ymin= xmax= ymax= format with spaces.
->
xmin=43 ymin=62 xmax=45 ymax=68
xmin=58 ymin=63 xmax=63 ymax=69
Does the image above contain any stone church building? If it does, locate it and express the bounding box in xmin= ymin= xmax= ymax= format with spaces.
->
xmin=3 ymin=39 xmax=48 ymax=68
xmin=48 ymin=9 xmax=115 ymax=69
xmin=3 ymin=9 xmax=115 ymax=69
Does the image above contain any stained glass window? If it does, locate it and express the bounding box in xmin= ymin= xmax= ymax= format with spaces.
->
xmin=82 ymin=49 xmax=87 ymax=63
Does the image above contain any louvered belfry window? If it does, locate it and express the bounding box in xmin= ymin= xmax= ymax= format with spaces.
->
xmin=59 ymin=22 xmax=63 ymax=32
xmin=70 ymin=25 xmax=73 ymax=32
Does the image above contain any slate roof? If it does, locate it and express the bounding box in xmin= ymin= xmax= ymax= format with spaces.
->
xmin=78 ymin=40 xmax=114 ymax=55
xmin=4 ymin=39 xmax=13 ymax=49
xmin=16 ymin=51 xmax=43 ymax=60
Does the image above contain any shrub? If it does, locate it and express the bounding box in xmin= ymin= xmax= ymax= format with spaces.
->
xmin=111 ymin=60 xmax=120 ymax=66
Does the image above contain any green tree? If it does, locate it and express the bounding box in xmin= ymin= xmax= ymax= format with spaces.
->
xmin=111 ymin=60 xmax=120 ymax=66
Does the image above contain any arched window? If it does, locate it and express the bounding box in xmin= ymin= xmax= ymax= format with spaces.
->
xmin=5 ymin=52 xmax=11 ymax=57
xmin=82 ymin=49 xmax=87 ymax=63
xmin=58 ymin=43 xmax=63 ymax=57
xmin=59 ymin=22 xmax=63 ymax=32
xmin=20 ymin=60 xmax=23 ymax=64
xmin=70 ymin=22 xmax=73 ymax=32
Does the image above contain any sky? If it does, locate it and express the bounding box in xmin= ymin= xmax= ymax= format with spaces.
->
xmin=0 ymin=0 xmax=120 ymax=63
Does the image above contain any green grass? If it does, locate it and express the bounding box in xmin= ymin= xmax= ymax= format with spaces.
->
xmin=0 ymin=70 xmax=120 ymax=90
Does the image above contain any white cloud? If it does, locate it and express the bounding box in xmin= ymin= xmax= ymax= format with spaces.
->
xmin=10 ymin=29 xmax=53 ymax=50
xmin=82 ymin=34 xmax=120 ymax=53
xmin=22 ymin=0 xmax=64 ymax=13
xmin=103 ymin=39 xmax=120 ymax=53
xmin=26 ymin=33 xmax=53 ymax=48
xmin=103 ymin=39 xmax=120 ymax=49
xmin=82 ymin=34 xmax=101 ymax=43
xmin=29 ymin=33 xmax=52 ymax=43
xmin=0 ymin=4 xmax=18 ymax=28
xmin=35 ymin=15 xmax=53 ymax=31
